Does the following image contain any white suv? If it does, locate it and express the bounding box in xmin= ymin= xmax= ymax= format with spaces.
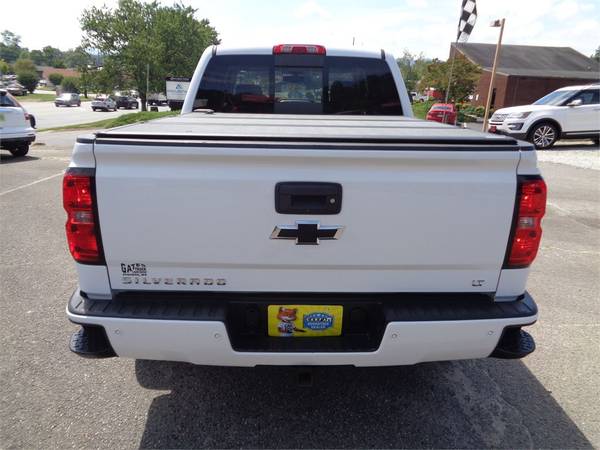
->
xmin=0 ymin=90 xmax=35 ymax=157
xmin=489 ymin=84 xmax=600 ymax=149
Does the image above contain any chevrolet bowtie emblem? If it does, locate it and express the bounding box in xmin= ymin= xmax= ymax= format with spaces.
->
xmin=270 ymin=220 xmax=344 ymax=245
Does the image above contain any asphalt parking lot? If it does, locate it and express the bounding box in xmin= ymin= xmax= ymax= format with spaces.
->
xmin=20 ymin=100 xmax=170 ymax=129
xmin=0 ymin=132 xmax=598 ymax=448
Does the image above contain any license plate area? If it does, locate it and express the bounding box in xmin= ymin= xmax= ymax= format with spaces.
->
xmin=226 ymin=299 xmax=385 ymax=352
xmin=267 ymin=304 xmax=343 ymax=337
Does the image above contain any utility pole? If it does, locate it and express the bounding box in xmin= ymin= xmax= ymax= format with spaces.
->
xmin=146 ymin=63 xmax=149 ymax=112
xmin=482 ymin=18 xmax=505 ymax=131
xmin=444 ymin=40 xmax=459 ymax=104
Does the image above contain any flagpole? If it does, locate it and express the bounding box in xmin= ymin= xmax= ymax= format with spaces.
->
xmin=482 ymin=18 xmax=505 ymax=131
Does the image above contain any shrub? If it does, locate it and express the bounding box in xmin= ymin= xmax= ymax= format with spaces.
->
xmin=61 ymin=76 xmax=80 ymax=93
xmin=0 ymin=59 xmax=10 ymax=75
xmin=48 ymin=73 xmax=64 ymax=87
xmin=17 ymin=71 xmax=39 ymax=93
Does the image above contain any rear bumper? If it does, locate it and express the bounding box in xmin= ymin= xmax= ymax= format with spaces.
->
xmin=67 ymin=289 xmax=537 ymax=366
xmin=0 ymin=133 xmax=35 ymax=148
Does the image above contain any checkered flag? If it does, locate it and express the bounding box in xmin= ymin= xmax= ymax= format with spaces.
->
xmin=457 ymin=0 xmax=477 ymax=42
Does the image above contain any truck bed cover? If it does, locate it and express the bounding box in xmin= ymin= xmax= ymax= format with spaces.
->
xmin=86 ymin=113 xmax=528 ymax=150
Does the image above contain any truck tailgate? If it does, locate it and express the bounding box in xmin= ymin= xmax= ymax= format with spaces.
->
xmin=92 ymin=114 xmax=523 ymax=293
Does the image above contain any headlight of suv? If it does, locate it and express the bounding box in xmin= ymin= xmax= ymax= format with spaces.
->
xmin=507 ymin=111 xmax=532 ymax=119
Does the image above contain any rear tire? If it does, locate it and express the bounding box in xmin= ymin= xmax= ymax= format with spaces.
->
xmin=9 ymin=145 xmax=29 ymax=157
xmin=529 ymin=122 xmax=558 ymax=149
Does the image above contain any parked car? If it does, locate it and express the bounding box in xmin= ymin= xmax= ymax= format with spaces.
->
xmin=55 ymin=93 xmax=81 ymax=107
xmin=6 ymin=82 xmax=28 ymax=96
xmin=0 ymin=89 xmax=35 ymax=156
xmin=65 ymin=44 xmax=543 ymax=369
xmin=488 ymin=84 xmax=600 ymax=149
xmin=115 ymin=95 xmax=139 ymax=109
xmin=410 ymin=91 xmax=429 ymax=102
xmin=91 ymin=96 xmax=117 ymax=112
xmin=147 ymin=93 xmax=167 ymax=106
xmin=426 ymin=103 xmax=457 ymax=125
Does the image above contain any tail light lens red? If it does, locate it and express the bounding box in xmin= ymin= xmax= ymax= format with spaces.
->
xmin=505 ymin=176 xmax=547 ymax=268
xmin=273 ymin=44 xmax=326 ymax=55
xmin=63 ymin=168 xmax=104 ymax=264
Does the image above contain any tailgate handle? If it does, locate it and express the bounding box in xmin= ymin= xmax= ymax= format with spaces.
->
xmin=275 ymin=182 xmax=342 ymax=215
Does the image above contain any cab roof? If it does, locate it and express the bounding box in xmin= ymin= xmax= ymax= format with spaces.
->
xmin=213 ymin=45 xmax=385 ymax=59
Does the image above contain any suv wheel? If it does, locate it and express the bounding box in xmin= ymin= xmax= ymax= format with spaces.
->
xmin=530 ymin=122 xmax=558 ymax=149
xmin=10 ymin=145 xmax=29 ymax=157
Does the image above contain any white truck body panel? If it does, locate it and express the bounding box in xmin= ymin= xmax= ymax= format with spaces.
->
xmin=93 ymin=135 xmax=519 ymax=293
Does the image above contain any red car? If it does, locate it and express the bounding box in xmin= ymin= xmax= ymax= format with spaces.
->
xmin=426 ymin=103 xmax=457 ymax=125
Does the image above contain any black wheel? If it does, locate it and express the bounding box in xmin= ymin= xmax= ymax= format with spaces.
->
xmin=92 ymin=108 xmax=97 ymax=111
xmin=593 ymin=138 xmax=599 ymax=147
xmin=529 ymin=122 xmax=558 ymax=149
xmin=9 ymin=145 xmax=29 ymax=157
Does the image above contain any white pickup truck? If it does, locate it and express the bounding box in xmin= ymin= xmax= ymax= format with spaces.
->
xmin=65 ymin=45 xmax=545 ymax=367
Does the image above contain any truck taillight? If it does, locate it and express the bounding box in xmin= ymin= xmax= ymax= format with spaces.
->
xmin=505 ymin=176 xmax=547 ymax=268
xmin=63 ymin=168 xmax=104 ymax=264
xmin=273 ymin=44 xmax=326 ymax=55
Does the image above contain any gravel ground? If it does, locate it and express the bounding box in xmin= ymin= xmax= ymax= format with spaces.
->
xmin=537 ymin=141 xmax=599 ymax=171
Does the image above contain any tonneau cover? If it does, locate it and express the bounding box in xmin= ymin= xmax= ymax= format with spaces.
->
xmin=90 ymin=113 xmax=526 ymax=148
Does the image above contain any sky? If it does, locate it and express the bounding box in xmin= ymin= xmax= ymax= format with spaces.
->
xmin=4 ymin=0 xmax=600 ymax=60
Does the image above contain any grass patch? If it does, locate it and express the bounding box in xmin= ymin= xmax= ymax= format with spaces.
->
xmin=411 ymin=100 xmax=435 ymax=119
xmin=39 ymin=110 xmax=179 ymax=132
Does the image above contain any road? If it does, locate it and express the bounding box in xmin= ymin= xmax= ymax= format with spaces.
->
xmin=20 ymin=100 xmax=169 ymax=129
xmin=0 ymin=132 xmax=598 ymax=448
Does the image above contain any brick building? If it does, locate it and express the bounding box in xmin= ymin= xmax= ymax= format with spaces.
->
xmin=450 ymin=43 xmax=600 ymax=109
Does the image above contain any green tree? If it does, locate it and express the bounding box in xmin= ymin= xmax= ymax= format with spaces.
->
xmin=61 ymin=76 xmax=80 ymax=93
xmin=13 ymin=58 xmax=36 ymax=74
xmin=396 ymin=50 xmax=431 ymax=92
xmin=48 ymin=73 xmax=64 ymax=87
xmin=81 ymin=0 xmax=219 ymax=110
xmin=29 ymin=49 xmax=46 ymax=65
xmin=592 ymin=46 xmax=600 ymax=62
xmin=41 ymin=46 xmax=65 ymax=68
xmin=63 ymin=46 xmax=92 ymax=69
xmin=0 ymin=30 xmax=22 ymax=63
xmin=17 ymin=71 xmax=38 ymax=93
xmin=419 ymin=57 xmax=481 ymax=102
xmin=0 ymin=58 xmax=10 ymax=75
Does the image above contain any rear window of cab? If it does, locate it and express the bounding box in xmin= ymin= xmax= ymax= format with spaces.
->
xmin=195 ymin=54 xmax=402 ymax=115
